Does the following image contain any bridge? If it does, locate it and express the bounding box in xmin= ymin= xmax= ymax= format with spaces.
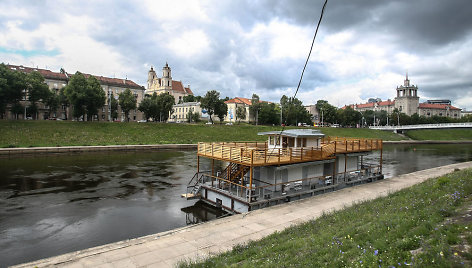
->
xmin=369 ymin=122 xmax=472 ymax=133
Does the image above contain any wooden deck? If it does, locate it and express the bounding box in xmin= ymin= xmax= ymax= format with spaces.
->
xmin=197 ymin=137 xmax=382 ymax=166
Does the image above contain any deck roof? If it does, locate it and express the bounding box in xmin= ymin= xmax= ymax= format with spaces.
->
xmin=258 ymin=129 xmax=325 ymax=138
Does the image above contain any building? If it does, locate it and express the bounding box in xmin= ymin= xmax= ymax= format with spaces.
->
xmin=304 ymin=105 xmax=320 ymax=124
xmin=169 ymin=102 xmax=204 ymax=123
xmin=346 ymin=74 xmax=461 ymax=118
xmin=224 ymin=97 xmax=253 ymax=123
xmin=5 ymin=64 xmax=145 ymax=121
xmin=146 ymin=63 xmax=193 ymax=104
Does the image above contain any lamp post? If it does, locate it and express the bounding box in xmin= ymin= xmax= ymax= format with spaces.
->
xmin=321 ymin=108 xmax=324 ymax=127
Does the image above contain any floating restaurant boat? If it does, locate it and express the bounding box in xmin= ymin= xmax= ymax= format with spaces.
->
xmin=182 ymin=129 xmax=383 ymax=213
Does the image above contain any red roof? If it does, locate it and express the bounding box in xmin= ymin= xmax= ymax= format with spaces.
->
xmin=172 ymin=80 xmax=193 ymax=95
xmin=344 ymin=100 xmax=395 ymax=109
xmin=7 ymin=64 xmax=143 ymax=89
xmin=8 ymin=64 xmax=68 ymax=81
xmin=225 ymin=97 xmax=270 ymax=105
xmin=419 ymin=103 xmax=461 ymax=110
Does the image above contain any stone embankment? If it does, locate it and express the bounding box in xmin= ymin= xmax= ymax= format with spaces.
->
xmin=0 ymin=144 xmax=197 ymax=157
xmin=12 ymin=161 xmax=472 ymax=268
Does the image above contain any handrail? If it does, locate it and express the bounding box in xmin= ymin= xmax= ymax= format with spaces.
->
xmin=197 ymin=137 xmax=382 ymax=166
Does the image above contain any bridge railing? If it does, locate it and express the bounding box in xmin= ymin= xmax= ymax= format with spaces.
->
xmin=369 ymin=122 xmax=472 ymax=130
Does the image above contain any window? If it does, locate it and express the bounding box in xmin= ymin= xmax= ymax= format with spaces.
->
xmin=439 ymin=113 xmax=443 ymax=116
xmin=269 ymin=136 xmax=274 ymax=145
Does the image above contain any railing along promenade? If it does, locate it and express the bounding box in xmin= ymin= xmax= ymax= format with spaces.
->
xmin=197 ymin=137 xmax=382 ymax=166
xmin=370 ymin=122 xmax=472 ymax=131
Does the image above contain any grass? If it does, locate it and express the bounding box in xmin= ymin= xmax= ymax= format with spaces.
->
xmin=406 ymin=129 xmax=472 ymax=141
xmin=181 ymin=168 xmax=472 ymax=267
xmin=0 ymin=121 xmax=405 ymax=148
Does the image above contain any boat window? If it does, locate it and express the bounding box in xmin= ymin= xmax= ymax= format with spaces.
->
xmin=276 ymin=136 xmax=280 ymax=145
xmin=269 ymin=136 xmax=274 ymax=145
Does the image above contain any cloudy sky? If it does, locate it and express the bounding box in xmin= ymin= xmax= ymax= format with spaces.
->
xmin=1 ymin=0 xmax=471 ymax=110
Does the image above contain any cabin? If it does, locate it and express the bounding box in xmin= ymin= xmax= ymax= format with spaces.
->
xmin=183 ymin=129 xmax=383 ymax=213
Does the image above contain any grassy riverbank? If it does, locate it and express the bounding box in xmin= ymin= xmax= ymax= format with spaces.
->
xmin=406 ymin=129 xmax=472 ymax=141
xmin=182 ymin=168 xmax=472 ymax=267
xmin=0 ymin=121 xmax=404 ymax=148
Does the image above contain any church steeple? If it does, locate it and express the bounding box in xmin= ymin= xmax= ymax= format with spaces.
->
xmin=404 ymin=71 xmax=410 ymax=87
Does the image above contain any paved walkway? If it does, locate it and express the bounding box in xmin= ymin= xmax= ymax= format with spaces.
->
xmin=13 ymin=161 xmax=472 ymax=268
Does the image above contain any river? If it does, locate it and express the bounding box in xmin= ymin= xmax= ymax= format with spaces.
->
xmin=1 ymin=144 xmax=472 ymax=267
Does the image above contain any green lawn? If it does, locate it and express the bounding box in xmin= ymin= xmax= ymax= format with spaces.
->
xmin=0 ymin=121 xmax=402 ymax=148
xmin=181 ymin=168 xmax=472 ymax=267
xmin=406 ymin=129 xmax=472 ymax=141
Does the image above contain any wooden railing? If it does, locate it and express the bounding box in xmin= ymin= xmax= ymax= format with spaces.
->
xmin=197 ymin=137 xmax=382 ymax=166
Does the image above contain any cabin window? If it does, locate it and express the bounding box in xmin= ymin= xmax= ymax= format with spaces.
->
xmin=269 ymin=136 xmax=274 ymax=145
xmin=276 ymin=136 xmax=280 ymax=145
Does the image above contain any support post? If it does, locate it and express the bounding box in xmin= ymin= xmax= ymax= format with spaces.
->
xmin=344 ymin=154 xmax=347 ymax=182
xmin=211 ymin=159 xmax=214 ymax=187
xmin=197 ymin=156 xmax=200 ymax=173
xmin=249 ymin=166 xmax=253 ymax=202
xmin=380 ymin=141 xmax=383 ymax=174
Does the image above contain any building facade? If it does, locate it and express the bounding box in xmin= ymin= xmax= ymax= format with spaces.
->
xmin=5 ymin=64 xmax=145 ymax=121
xmin=224 ymin=97 xmax=256 ymax=123
xmin=347 ymin=74 xmax=461 ymax=118
xmin=169 ymin=102 xmax=203 ymax=123
xmin=146 ymin=63 xmax=193 ymax=104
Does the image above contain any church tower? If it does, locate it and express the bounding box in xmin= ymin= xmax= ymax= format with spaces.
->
xmin=147 ymin=66 xmax=157 ymax=90
xmin=161 ymin=62 xmax=172 ymax=91
xmin=394 ymin=73 xmax=419 ymax=116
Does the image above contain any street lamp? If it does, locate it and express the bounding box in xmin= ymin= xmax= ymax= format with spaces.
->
xmin=321 ymin=108 xmax=324 ymax=127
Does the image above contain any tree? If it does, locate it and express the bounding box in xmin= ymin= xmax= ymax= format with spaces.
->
xmin=110 ymin=94 xmax=119 ymax=121
xmin=118 ymin=88 xmax=137 ymax=122
xmin=337 ymin=106 xmax=362 ymax=127
xmin=236 ymin=106 xmax=246 ymax=124
xmin=26 ymin=71 xmax=51 ymax=119
xmin=155 ymin=93 xmax=175 ymax=122
xmin=138 ymin=96 xmax=155 ymax=121
xmin=45 ymin=92 xmax=60 ymax=117
xmin=182 ymin=95 xmax=197 ymax=102
xmin=85 ymin=76 xmax=106 ymax=121
xmin=216 ymin=100 xmax=228 ymax=123
xmin=281 ymin=95 xmax=312 ymax=126
xmin=201 ymin=90 xmax=221 ymax=124
xmin=58 ymin=88 xmax=69 ymax=120
xmin=64 ymin=72 xmax=88 ymax=120
xmin=250 ymin=94 xmax=261 ymax=125
xmin=258 ymin=102 xmax=280 ymax=125
xmin=315 ymin=100 xmax=338 ymax=125
xmin=0 ymin=64 xmax=27 ymax=118
xmin=10 ymin=102 xmax=23 ymax=119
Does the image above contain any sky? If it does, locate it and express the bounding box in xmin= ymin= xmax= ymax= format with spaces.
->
xmin=1 ymin=0 xmax=471 ymax=110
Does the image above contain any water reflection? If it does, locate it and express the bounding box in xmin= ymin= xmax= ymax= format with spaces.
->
xmin=0 ymin=144 xmax=471 ymax=267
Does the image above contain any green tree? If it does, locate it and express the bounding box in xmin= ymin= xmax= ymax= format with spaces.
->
xmin=216 ymin=100 xmax=228 ymax=123
xmin=45 ymin=92 xmax=60 ymax=117
xmin=201 ymin=90 xmax=221 ymax=124
xmin=138 ymin=96 xmax=155 ymax=121
xmin=258 ymin=102 xmax=280 ymax=125
xmin=85 ymin=76 xmax=106 ymax=121
xmin=250 ymin=94 xmax=261 ymax=125
xmin=118 ymin=88 xmax=137 ymax=122
xmin=64 ymin=72 xmax=88 ymax=120
xmin=110 ymin=94 xmax=119 ymax=121
xmin=0 ymin=64 xmax=27 ymax=118
xmin=182 ymin=95 xmax=197 ymax=102
xmin=26 ymin=71 xmax=51 ymax=119
xmin=236 ymin=106 xmax=246 ymax=124
xmin=281 ymin=95 xmax=312 ymax=126
xmin=315 ymin=100 xmax=338 ymax=125
xmin=10 ymin=102 xmax=23 ymax=119
xmin=337 ymin=106 xmax=362 ymax=126
xmin=156 ymin=93 xmax=175 ymax=122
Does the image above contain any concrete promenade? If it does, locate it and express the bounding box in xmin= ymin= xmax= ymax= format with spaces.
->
xmin=13 ymin=161 xmax=472 ymax=268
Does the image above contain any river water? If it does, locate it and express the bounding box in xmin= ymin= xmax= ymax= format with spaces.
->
xmin=1 ymin=144 xmax=472 ymax=267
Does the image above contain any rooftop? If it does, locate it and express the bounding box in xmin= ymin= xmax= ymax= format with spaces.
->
xmin=258 ymin=129 xmax=325 ymax=138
